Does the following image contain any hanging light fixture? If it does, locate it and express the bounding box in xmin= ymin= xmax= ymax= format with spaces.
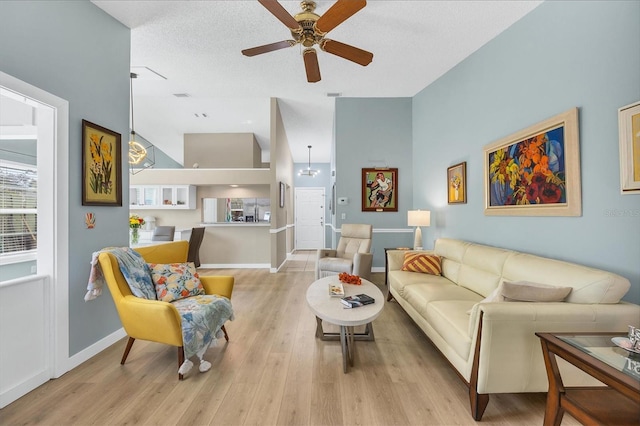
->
xmin=128 ymin=72 xmax=155 ymax=174
xmin=298 ymin=145 xmax=319 ymax=177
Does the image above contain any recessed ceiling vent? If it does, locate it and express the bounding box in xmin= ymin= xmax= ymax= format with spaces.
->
xmin=173 ymin=93 xmax=190 ymax=98
xmin=326 ymin=92 xmax=342 ymax=97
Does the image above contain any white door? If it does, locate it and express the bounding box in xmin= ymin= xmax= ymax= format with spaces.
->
xmin=295 ymin=188 xmax=325 ymax=249
xmin=0 ymin=73 xmax=69 ymax=408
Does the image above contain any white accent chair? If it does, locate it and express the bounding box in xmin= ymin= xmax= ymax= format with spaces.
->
xmin=315 ymin=224 xmax=373 ymax=280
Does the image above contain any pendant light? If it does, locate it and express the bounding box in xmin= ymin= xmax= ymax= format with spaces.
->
xmin=128 ymin=72 xmax=155 ymax=174
xmin=298 ymin=145 xmax=319 ymax=177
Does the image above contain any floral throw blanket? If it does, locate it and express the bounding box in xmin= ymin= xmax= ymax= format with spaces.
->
xmin=172 ymin=294 xmax=234 ymax=361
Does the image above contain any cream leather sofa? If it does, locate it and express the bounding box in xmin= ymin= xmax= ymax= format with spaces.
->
xmin=387 ymin=238 xmax=639 ymax=420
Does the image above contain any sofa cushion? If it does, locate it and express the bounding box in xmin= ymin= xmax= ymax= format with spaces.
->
xmin=402 ymin=282 xmax=482 ymax=318
xmin=502 ymin=253 xmax=630 ymax=303
xmin=401 ymin=253 xmax=441 ymax=275
xmin=389 ymin=270 xmax=451 ymax=300
xmin=148 ymin=262 xmax=205 ymax=302
xmin=427 ymin=300 xmax=475 ymax=359
xmin=501 ymin=281 xmax=572 ymax=302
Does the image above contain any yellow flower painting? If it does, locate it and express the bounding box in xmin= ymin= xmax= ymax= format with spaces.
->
xmin=82 ymin=120 xmax=122 ymax=206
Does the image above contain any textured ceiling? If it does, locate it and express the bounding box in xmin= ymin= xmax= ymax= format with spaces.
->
xmin=91 ymin=0 xmax=543 ymax=164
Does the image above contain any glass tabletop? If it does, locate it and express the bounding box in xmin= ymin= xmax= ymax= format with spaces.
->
xmin=558 ymin=334 xmax=640 ymax=381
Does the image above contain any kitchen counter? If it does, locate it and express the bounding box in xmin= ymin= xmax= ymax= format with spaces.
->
xmin=199 ymin=222 xmax=271 ymax=227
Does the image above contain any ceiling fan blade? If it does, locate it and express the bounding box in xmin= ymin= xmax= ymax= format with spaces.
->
xmin=258 ymin=0 xmax=302 ymax=31
xmin=320 ymin=39 xmax=373 ymax=66
xmin=303 ymin=48 xmax=321 ymax=83
xmin=242 ymin=40 xmax=295 ymax=57
xmin=315 ymin=0 xmax=366 ymax=34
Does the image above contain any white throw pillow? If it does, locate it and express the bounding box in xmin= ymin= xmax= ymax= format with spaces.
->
xmin=467 ymin=283 xmax=504 ymax=314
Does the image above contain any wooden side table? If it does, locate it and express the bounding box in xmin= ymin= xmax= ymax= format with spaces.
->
xmin=536 ymin=332 xmax=640 ymax=426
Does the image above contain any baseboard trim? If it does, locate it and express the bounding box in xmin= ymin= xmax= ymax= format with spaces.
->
xmin=64 ymin=328 xmax=127 ymax=374
xmin=199 ymin=263 xmax=270 ymax=269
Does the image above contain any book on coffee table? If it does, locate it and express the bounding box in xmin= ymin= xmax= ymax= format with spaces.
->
xmin=341 ymin=294 xmax=375 ymax=308
xmin=329 ymin=282 xmax=345 ymax=297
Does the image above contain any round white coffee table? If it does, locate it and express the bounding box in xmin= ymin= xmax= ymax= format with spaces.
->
xmin=306 ymin=275 xmax=384 ymax=373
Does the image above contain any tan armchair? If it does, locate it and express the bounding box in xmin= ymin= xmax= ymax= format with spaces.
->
xmin=316 ymin=224 xmax=373 ymax=280
xmin=97 ymin=240 xmax=233 ymax=380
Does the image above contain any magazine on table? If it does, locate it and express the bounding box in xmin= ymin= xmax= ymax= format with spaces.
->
xmin=329 ymin=282 xmax=345 ymax=297
xmin=341 ymin=294 xmax=375 ymax=308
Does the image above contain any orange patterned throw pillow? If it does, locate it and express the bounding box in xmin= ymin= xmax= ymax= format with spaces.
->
xmin=401 ymin=253 xmax=442 ymax=275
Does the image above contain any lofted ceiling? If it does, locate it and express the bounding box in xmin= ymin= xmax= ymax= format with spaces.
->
xmin=91 ymin=0 xmax=543 ymax=165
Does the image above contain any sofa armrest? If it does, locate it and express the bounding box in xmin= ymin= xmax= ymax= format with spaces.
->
xmin=470 ymin=301 xmax=640 ymax=393
xmin=117 ymin=295 xmax=184 ymax=346
xmin=353 ymin=252 xmax=373 ymax=280
xmin=200 ymin=275 xmax=234 ymax=300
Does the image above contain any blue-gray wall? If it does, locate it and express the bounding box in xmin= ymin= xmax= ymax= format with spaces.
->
xmin=0 ymin=1 xmax=131 ymax=354
xmin=411 ymin=0 xmax=640 ymax=303
xmin=0 ymin=139 xmax=37 ymax=165
xmin=335 ymin=98 xmax=415 ymax=267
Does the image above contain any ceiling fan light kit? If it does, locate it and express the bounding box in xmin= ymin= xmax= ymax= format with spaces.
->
xmin=242 ymin=0 xmax=373 ymax=83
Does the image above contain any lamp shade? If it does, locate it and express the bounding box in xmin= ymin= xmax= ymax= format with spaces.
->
xmin=407 ymin=210 xmax=431 ymax=227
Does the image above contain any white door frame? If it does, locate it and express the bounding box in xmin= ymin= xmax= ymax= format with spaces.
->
xmin=0 ymin=71 xmax=69 ymax=378
xmin=294 ymin=187 xmax=325 ymax=250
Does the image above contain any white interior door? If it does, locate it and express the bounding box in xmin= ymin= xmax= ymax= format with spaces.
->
xmin=295 ymin=188 xmax=325 ymax=250
xmin=0 ymin=73 xmax=69 ymax=408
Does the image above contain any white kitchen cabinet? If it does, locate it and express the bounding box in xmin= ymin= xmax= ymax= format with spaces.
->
xmin=130 ymin=185 xmax=196 ymax=209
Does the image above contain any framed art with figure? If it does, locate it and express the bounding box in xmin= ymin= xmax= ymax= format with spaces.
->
xmin=82 ymin=119 xmax=122 ymax=206
xmin=618 ymin=101 xmax=640 ymax=194
xmin=448 ymin=162 xmax=467 ymax=204
xmin=362 ymin=168 xmax=398 ymax=212
xmin=483 ymin=107 xmax=581 ymax=216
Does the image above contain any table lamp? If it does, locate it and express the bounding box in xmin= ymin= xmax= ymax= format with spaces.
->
xmin=407 ymin=210 xmax=431 ymax=250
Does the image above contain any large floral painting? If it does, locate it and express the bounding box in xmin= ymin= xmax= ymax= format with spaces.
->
xmin=82 ymin=119 xmax=122 ymax=206
xmin=618 ymin=101 xmax=640 ymax=194
xmin=484 ymin=108 xmax=581 ymax=216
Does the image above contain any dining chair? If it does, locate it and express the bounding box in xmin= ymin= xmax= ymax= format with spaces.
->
xmin=152 ymin=226 xmax=175 ymax=241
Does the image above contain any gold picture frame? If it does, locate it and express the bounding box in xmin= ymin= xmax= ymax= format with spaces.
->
xmin=483 ymin=107 xmax=581 ymax=216
xmin=82 ymin=119 xmax=122 ymax=206
xmin=618 ymin=101 xmax=640 ymax=194
xmin=447 ymin=162 xmax=467 ymax=204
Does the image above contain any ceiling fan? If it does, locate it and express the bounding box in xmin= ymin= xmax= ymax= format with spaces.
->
xmin=242 ymin=0 xmax=373 ymax=83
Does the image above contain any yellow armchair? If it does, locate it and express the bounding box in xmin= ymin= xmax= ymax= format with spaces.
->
xmin=98 ymin=240 xmax=234 ymax=379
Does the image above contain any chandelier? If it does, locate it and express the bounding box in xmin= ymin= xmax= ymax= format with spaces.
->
xmin=298 ymin=145 xmax=319 ymax=177
xmin=128 ymin=72 xmax=155 ymax=174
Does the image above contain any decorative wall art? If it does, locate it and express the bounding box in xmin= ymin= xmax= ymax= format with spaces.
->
xmin=362 ymin=168 xmax=398 ymax=212
xmin=81 ymin=119 xmax=122 ymax=206
xmin=483 ymin=107 xmax=581 ymax=216
xmin=618 ymin=101 xmax=640 ymax=194
xmin=447 ymin=162 xmax=467 ymax=204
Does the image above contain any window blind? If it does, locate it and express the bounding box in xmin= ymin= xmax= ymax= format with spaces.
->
xmin=0 ymin=163 xmax=37 ymax=254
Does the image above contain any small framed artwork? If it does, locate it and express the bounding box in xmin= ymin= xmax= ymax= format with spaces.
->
xmin=362 ymin=168 xmax=398 ymax=212
xmin=447 ymin=162 xmax=467 ymax=204
xmin=618 ymin=101 xmax=640 ymax=194
xmin=279 ymin=181 xmax=285 ymax=207
xmin=82 ymin=119 xmax=122 ymax=206
xmin=483 ymin=107 xmax=581 ymax=216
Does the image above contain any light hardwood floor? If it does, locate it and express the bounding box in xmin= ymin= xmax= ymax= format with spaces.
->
xmin=0 ymin=251 xmax=579 ymax=425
